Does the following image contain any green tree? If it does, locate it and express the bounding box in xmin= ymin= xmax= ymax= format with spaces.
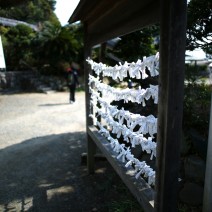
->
xmin=0 ymin=0 xmax=58 ymax=25
xmin=110 ymin=27 xmax=158 ymax=62
xmin=33 ymin=22 xmax=83 ymax=75
xmin=187 ymin=0 xmax=212 ymax=54
xmin=4 ymin=24 xmax=36 ymax=70
xmin=0 ymin=0 xmax=60 ymax=71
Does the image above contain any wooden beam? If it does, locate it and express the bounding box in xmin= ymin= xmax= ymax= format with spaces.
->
xmin=87 ymin=0 xmax=130 ymax=25
xmin=203 ymin=94 xmax=212 ymax=212
xmin=155 ymin=0 xmax=187 ymax=211
xmin=84 ymin=23 xmax=93 ymax=127
xmin=85 ymin=0 xmax=119 ymax=23
xmin=88 ymin=126 xmax=154 ymax=212
xmin=87 ymin=0 xmax=160 ymax=46
xmin=69 ymin=0 xmax=99 ymax=23
xmin=84 ymin=23 xmax=96 ymax=174
xmin=87 ymin=134 xmax=96 ymax=174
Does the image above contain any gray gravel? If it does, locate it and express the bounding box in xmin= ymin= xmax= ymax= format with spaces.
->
xmin=0 ymin=91 xmax=86 ymax=149
xmin=0 ymin=91 xmax=140 ymax=212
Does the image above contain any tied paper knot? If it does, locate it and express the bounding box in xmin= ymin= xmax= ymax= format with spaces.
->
xmin=89 ymin=74 xmax=158 ymax=105
xmin=89 ymin=90 xmax=157 ymax=160
xmin=90 ymin=93 xmax=157 ymax=163
xmin=94 ymin=109 xmax=157 ymax=160
xmin=96 ymin=123 xmax=156 ymax=185
xmin=88 ymin=55 xmax=159 ymax=186
xmin=87 ymin=52 xmax=159 ymax=81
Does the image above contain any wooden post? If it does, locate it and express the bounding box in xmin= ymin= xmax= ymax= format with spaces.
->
xmin=99 ymin=43 xmax=106 ymax=63
xmin=203 ymin=94 xmax=212 ymax=212
xmin=155 ymin=0 xmax=187 ymax=211
xmin=84 ymin=24 xmax=96 ymax=174
xmin=97 ymin=43 xmax=106 ymax=124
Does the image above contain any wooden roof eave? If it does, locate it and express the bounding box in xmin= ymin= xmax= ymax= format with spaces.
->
xmin=69 ymin=0 xmax=160 ymax=47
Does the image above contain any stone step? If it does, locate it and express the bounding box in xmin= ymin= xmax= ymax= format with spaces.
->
xmin=37 ymin=86 xmax=56 ymax=94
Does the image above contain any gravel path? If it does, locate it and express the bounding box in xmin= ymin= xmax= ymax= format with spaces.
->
xmin=0 ymin=92 xmax=86 ymax=149
xmin=0 ymin=91 xmax=140 ymax=212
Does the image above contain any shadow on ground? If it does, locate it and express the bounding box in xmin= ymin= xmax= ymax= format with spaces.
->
xmin=39 ymin=103 xmax=70 ymax=107
xmin=0 ymin=132 xmax=140 ymax=212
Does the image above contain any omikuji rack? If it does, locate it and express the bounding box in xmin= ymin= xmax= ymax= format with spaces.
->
xmin=69 ymin=1 xmax=187 ymax=211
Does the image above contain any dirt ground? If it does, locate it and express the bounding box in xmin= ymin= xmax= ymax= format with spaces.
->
xmin=0 ymin=91 xmax=140 ymax=212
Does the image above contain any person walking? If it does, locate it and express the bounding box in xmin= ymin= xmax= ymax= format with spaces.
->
xmin=66 ymin=66 xmax=79 ymax=103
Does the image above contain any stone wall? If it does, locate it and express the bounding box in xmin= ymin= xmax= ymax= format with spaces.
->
xmin=0 ymin=71 xmax=70 ymax=92
xmin=0 ymin=71 xmax=36 ymax=90
xmin=0 ymin=71 xmax=7 ymax=89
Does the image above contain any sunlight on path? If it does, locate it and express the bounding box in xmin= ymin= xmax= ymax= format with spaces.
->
xmin=0 ymin=92 xmax=85 ymax=149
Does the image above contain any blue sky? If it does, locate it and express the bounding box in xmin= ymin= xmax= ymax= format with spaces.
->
xmin=54 ymin=0 xmax=80 ymax=26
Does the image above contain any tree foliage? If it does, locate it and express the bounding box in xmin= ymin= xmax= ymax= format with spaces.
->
xmin=187 ymin=0 xmax=212 ymax=54
xmin=1 ymin=0 xmax=210 ymax=75
xmin=0 ymin=0 xmax=83 ymax=74
xmin=110 ymin=26 xmax=158 ymax=62
xmin=33 ymin=22 xmax=83 ymax=74
xmin=110 ymin=0 xmax=211 ymax=59
xmin=4 ymin=24 xmax=36 ymax=70
xmin=0 ymin=0 xmax=58 ymax=24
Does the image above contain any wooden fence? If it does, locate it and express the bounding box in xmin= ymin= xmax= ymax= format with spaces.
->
xmin=69 ymin=1 xmax=188 ymax=211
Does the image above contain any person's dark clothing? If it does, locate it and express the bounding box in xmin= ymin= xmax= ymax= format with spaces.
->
xmin=67 ymin=69 xmax=79 ymax=102
xmin=69 ymin=84 xmax=76 ymax=102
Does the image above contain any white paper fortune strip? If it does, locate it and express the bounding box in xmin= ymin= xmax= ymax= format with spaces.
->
xmin=87 ymin=55 xmax=159 ymax=186
xmin=90 ymin=105 xmax=157 ymax=160
xmin=96 ymin=121 xmax=155 ymax=185
xmin=89 ymin=75 xmax=158 ymax=105
xmin=87 ymin=52 xmax=159 ymax=81
xmin=90 ymin=90 xmax=157 ymax=136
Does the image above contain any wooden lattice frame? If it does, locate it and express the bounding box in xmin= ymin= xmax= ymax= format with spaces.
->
xmin=69 ymin=1 xmax=187 ymax=211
